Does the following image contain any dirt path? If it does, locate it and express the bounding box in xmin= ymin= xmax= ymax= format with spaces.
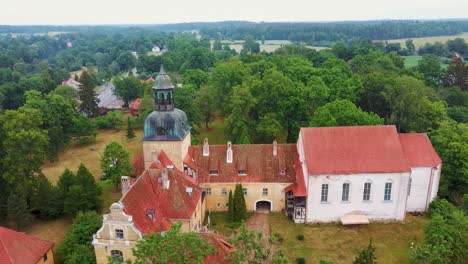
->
xmin=246 ymin=213 xmax=271 ymax=237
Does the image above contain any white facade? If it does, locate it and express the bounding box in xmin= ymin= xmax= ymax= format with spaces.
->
xmin=306 ymin=172 xmax=410 ymax=223
xmin=406 ymin=165 xmax=441 ymax=212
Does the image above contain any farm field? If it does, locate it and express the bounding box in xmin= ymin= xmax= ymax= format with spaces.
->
xmin=211 ymin=39 xmax=329 ymax=53
xmin=402 ymin=55 xmax=451 ymax=69
xmin=387 ymin=32 xmax=468 ymax=48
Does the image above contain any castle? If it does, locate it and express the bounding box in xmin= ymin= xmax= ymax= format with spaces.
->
xmin=93 ymin=66 xmax=442 ymax=263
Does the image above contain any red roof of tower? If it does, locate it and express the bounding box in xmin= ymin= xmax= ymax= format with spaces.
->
xmin=300 ymin=126 xmax=411 ymax=175
xmin=0 ymin=227 xmax=54 ymax=264
xmin=398 ymin=133 xmax=442 ymax=167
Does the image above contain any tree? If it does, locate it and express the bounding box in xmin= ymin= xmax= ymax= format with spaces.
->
xmin=116 ymin=51 xmax=136 ymax=72
xmin=405 ymin=39 xmax=416 ymax=55
xmin=383 ymin=76 xmax=447 ymax=132
xmin=30 ymin=173 xmax=63 ymax=218
xmin=100 ymin=142 xmax=132 ymax=188
xmin=78 ymin=71 xmax=99 ymax=117
xmin=353 ymin=239 xmax=377 ymax=264
xmin=194 ymin=85 xmax=216 ymax=129
xmin=6 ymin=193 xmax=32 ymax=231
xmin=56 ymin=211 xmax=103 ymax=264
xmin=233 ymin=184 xmax=247 ymax=222
xmin=429 ymin=121 xmax=468 ymax=202
xmin=114 ymin=77 xmax=143 ymax=107
xmin=132 ymin=222 xmax=215 ymax=264
xmin=241 ymin=36 xmax=260 ymax=55
xmin=76 ymin=164 xmax=102 ymax=212
xmin=444 ymin=57 xmax=468 ymax=91
xmin=226 ymin=190 xmax=235 ymax=223
xmin=225 ymin=85 xmax=255 ymax=144
xmin=417 ymin=55 xmax=444 ymax=87
xmin=310 ymin=100 xmax=384 ymax=127
xmin=126 ymin=117 xmax=136 ymax=139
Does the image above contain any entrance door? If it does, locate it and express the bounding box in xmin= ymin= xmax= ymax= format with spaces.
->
xmin=255 ymin=200 xmax=272 ymax=214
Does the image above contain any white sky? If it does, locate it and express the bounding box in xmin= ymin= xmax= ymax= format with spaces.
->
xmin=1 ymin=0 xmax=467 ymax=25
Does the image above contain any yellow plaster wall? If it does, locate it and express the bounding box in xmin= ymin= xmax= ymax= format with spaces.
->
xmin=200 ymin=182 xmax=290 ymax=212
xmin=142 ymin=132 xmax=191 ymax=170
xmin=35 ymin=248 xmax=54 ymax=264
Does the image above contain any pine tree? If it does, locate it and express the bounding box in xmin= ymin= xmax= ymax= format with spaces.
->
xmin=7 ymin=193 xmax=32 ymax=230
xmin=78 ymin=71 xmax=99 ymax=117
xmin=76 ymin=164 xmax=102 ymax=212
xmin=126 ymin=117 xmax=136 ymax=139
xmin=233 ymin=184 xmax=247 ymax=221
xmin=226 ymin=190 xmax=234 ymax=223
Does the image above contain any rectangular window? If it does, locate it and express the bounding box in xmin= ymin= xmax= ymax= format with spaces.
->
xmin=226 ymin=202 xmax=229 ymax=207
xmin=342 ymin=183 xmax=350 ymax=202
xmin=321 ymin=184 xmax=328 ymax=202
xmin=111 ymin=250 xmax=123 ymax=263
xmin=363 ymin=182 xmax=371 ymax=201
xmin=43 ymin=254 xmax=48 ymax=262
xmin=221 ymin=188 xmax=227 ymax=196
xmin=262 ymin=188 xmax=268 ymax=196
xmin=217 ymin=202 xmax=221 ymax=208
xmin=209 ymin=170 xmax=218 ymax=176
xmin=243 ymin=188 xmax=247 ymax=195
xmin=238 ymin=170 xmax=247 ymax=175
xmin=384 ymin=182 xmax=392 ymax=201
xmin=205 ymin=188 xmax=212 ymax=195
xmin=115 ymin=229 xmax=124 ymax=240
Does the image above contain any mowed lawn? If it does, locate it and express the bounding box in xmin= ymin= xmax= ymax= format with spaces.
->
xmin=269 ymin=213 xmax=428 ymax=264
xmin=196 ymin=117 xmax=228 ymax=145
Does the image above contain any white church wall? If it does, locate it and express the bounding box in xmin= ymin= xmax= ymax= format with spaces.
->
xmin=406 ymin=167 xmax=433 ymax=212
xmin=306 ymin=172 xmax=410 ymax=223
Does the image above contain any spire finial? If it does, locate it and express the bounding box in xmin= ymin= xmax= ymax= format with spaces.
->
xmin=159 ymin=64 xmax=166 ymax=74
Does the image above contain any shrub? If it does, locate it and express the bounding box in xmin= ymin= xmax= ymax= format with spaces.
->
xmin=94 ymin=111 xmax=124 ymax=130
xmin=296 ymin=234 xmax=305 ymax=241
xmin=428 ymin=198 xmax=457 ymax=218
xmin=296 ymin=257 xmax=306 ymax=264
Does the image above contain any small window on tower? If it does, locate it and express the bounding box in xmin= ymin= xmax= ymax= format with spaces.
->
xmin=156 ymin=127 xmax=165 ymax=136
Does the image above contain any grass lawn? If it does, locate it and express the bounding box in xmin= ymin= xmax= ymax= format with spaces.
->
xmin=269 ymin=213 xmax=428 ymax=264
xmin=25 ymin=217 xmax=73 ymax=246
xmin=196 ymin=117 xmax=228 ymax=145
xmin=42 ymin=129 xmax=143 ymax=183
xmin=403 ymin=55 xmax=422 ymax=68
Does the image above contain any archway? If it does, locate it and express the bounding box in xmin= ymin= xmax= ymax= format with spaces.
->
xmin=254 ymin=200 xmax=272 ymax=214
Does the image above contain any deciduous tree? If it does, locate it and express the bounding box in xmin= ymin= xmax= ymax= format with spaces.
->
xmin=100 ymin=142 xmax=132 ymax=188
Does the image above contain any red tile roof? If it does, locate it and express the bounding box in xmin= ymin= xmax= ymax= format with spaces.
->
xmin=132 ymin=151 xmax=145 ymax=176
xmin=199 ymin=233 xmax=234 ymax=263
xmin=0 ymin=227 xmax=54 ymax=264
xmin=399 ymin=133 xmax=442 ymax=167
xmin=284 ymin=155 xmax=307 ymax=197
xmin=185 ymin=144 xmax=297 ymax=183
xmin=122 ymin=153 xmax=203 ymax=234
xmin=301 ymin=126 xmax=411 ymax=175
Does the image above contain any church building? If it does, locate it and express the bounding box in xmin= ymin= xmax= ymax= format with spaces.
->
xmin=93 ymin=66 xmax=442 ymax=263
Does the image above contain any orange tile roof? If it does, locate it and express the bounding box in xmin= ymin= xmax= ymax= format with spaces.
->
xmin=185 ymin=144 xmax=297 ymax=183
xmin=0 ymin=227 xmax=54 ymax=264
xmin=301 ymin=126 xmax=411 ymax=175
xmin=122 ymin=153 xmax=202 ymax=234
xmin=399 ymin=133 xmax=442 ymax=167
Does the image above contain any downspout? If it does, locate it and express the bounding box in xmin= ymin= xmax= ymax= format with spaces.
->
xmin=425 ymin=167 xmax=435 ymax=211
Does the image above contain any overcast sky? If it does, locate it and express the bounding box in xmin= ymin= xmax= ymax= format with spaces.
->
xmin=1 ymin=0 xmax=467 ymax=25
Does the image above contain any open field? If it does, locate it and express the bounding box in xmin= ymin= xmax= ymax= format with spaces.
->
xmin=42 ymin=129 xmax=143 ymax=183
xmin=25 ymin=217 xmax=72 ymax=246
xmin=209 ymin=212 xmax=427 ymax=263
xmin=210 ymin=39 xmax=328 ymax=53
xmin=402 ymin=55 xmax=451 ymax=69
xmin=388 ymin=32 xmax=468 ymax=49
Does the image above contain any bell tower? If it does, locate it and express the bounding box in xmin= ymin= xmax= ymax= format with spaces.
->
xmin=142 ymin=65 xmax=191 ymax=169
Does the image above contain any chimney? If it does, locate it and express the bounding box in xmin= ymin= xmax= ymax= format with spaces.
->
xmin=160 ymin=169 xmax=170 ymax=190
xmin=121 ymin=176 xmax=130 ymax=196
xmin=273 ymin=140 xmax=278 ymax=156
xmin=203 ymin=138 xmax=209 ymax=156
xmin=226 ymin=141 xmax=233 ymax=163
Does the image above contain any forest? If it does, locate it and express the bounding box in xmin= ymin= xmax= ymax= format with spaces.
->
xmin=0 ymin=25 xmax=466 ymax=263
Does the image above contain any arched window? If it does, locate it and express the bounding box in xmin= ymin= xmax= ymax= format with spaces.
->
xmin=363 ymin=182 xmax=372 ymax=201
xmin=342 ymin=182 xmax=350 ymax=202
xmin=384 ymin=181 xmax=392 ymax=201
xmin=111 ymin=250 xmax=123 ymax=263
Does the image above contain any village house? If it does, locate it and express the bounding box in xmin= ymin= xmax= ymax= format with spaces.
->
xmin=0 ymin=226 xmax=55 ymax=264
xmin=94 ymin=65 xmax=442 ymax=262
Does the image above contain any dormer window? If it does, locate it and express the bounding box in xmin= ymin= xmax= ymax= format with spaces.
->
xmin=209 ymin=170 xmax=219 ymax=176
xmin=146 ymin=209 xmax=155 ymax=221
xmin=280 ymin=169 xmax=286 ymax=175
xmin=238 ymin=170 xmax=247 ymax=176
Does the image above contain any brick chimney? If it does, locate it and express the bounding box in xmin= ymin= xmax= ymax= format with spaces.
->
xmin=121 ymin=176 xmax=130 ymax=196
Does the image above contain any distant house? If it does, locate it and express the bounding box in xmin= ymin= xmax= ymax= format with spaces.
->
xmin=131 ymin=51 xmax=138 ymax=59
xmin=129 ymin=98 xmax=142 ymax=116
xmin=66 ymin=39 xmax=72 ymax=48
xmin=61 ymin=77 xmax=81 ymax=90
xmin=0 ymin=226 xmax=55 ymax=264
xmin=152 ymin=46 xmax=160 ymax=52
xmin=96 ymin=82 xmax=124 ymax=114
